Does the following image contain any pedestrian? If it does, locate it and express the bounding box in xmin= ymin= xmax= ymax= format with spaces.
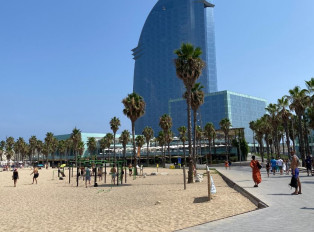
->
xmin=291 ymin=154 xmax=301 ymax=195
xmin=12 ymin=168 xmax=19 ymax=187
xmin=111 ymin=165 xmax=117 ymax=184
xmin=224 ymin=160 xmax=229 ymax=170
xmin=30 ymin=167 xmax=39 ymax=184
xmin=285 ymin=159 xmax=290 ymax=175
xmin=228 ymin=160 xmax=232 ymax=169
xmin=266 ymin=161 xmax=270 ymax=178
xmin=128 ymin=163 xmax=133 ymax=177
xmin=250 ymin=155 xmax=262 ymax=187
xmin=98 ymin=167 xmax=103 ymax=181
xmin=277 ymin=157 xmax=283 ymax=175
xmin=85 ymin=167 xmax=91 ymax=188
xmin=270 ymin=157 xmax=277 ymax=175
xmin=305 ymin=155 xmax=312 ymax=176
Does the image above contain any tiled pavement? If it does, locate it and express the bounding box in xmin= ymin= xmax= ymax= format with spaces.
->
xmin=180 ymin=166 xmax=314 ymax=232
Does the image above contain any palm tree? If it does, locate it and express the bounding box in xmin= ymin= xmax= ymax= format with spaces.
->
xmin=219 ymin=118 xmax=231 ymax=161
xmin=185 ymin=83 xmax=204 ymax=160
xmin=21 ymin=142 xmax=29 ymax=163
xmin=142 ymin=126 xmax=154 ymax=167
xmin=36 ymin=140 xmax=43 ymax=164
xmin=29 ymin=136 xmax=37 ymax=164
xmin=5 ymin=137 xmax=15 ymax=167
xmin=204 ymin=122 xmax=215 ymax=165
xmin=165 ymin=130 xmax=174 ymax=164
xmin=159 ymin=114 xmax=173 ymax=164
xmin=119 ymin=130 xmax=130 ymax=165
xmin=277 ymin=96 xmax=292 ymax=156
xmin=44 ymin=132 xmax=55 ymax=165
xmin=174 ymin=43 xmax=205 ymax=184
xmin=156 ymin=131 xmax=166 ymax=166
xmin=287 ymin=86 xmax=309 ymax=166
xmin=99 ymin=137 xmax=107 ymax=161
xmin=178 ymin=126 xmax=187 ymax=165
xmin=266 ymin=103 xmax=281 ymax=156
xmin=70 ymin=128 xmax=82 ymax=168
xmin=57 ymin=140 xmax=66 ymax=164
xmin=122 ymin=93 xmax=146 ymax=170
xmin=14 ymin=137 xmax=24 ymax=162
xmin=110 ymin=117 xmax=121 ymax=162
xmin=249 ymin=121 xmax=257 ymax=154
xmin=195 ymin=126 xmax=203 ymax=163
xmin=104 ymin=133 xmax=114 ymax=162
xmin=135 ymin=135 xmax=145 ymax=163
xmin=0 ymin=140 xmax=5 ymax=161
xmin=87 ymin=137 xmax=97 ymax=159
xmin=65 ymin=139 xmax=73 ymax=164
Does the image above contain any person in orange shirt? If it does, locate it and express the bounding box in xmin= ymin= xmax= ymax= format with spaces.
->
xmin=250 ymin=156 xmax=262 ymax=187
xmin=224 ymin=160 xmax=229 ymax=170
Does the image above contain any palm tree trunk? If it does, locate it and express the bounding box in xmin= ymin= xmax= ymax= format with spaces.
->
xmin=168 ymin=143 xmax=171 ymax=164
xmin=253 ymin=131 xmax=256 ymax=153
xmin=187 ymin=88 xmax=193 ymax=183
xmin=297 ymin=114 xmax=305 ymax=166
xmin=132 ymin=122 xmax=137 ymax=174
xmin=183 ymin=142 xmax=186 ymax=166
xmin=146 ymin=143 xmax=149 ymax=167
xmin=114 ymin=132 xmax=116 ymax=162
xmin=284 ymin=121 xmax=291 ymax=156
xmin=193 ymin=110 xmax=197 ymax=162
xmin=282 ymin=135 xmax=285 ymax=156
xmin=225 ymin=135 xmax=228 ymax=161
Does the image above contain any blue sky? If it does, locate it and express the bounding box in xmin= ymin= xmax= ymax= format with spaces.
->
xmin=0 ymin=0 xmax=313 ymax=141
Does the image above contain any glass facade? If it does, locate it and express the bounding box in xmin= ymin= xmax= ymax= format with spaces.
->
xmin=169 ymin=91 xmax=267 ymax=143
xmin=133 ymin=0 xmax=218 ymax=135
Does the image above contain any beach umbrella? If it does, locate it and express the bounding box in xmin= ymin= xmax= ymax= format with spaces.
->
xmin=60 ymin=164 xmax=66 ymax=168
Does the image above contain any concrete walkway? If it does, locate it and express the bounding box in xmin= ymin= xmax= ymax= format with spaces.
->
xmin=180 ymin=166 xmax=314 ymax=232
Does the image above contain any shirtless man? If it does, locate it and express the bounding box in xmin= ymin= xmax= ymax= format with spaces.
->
xmin=30 ymin=167 xmax=39 ymax=184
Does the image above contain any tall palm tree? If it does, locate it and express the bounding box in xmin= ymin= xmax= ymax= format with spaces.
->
xmin=142 ymin=126 xmax=154 ymax=167
xmin=287 ymin=86 xmax=309 ymax=166
xmin=204 ymin=122 xmax=215 ymax=165
xmin=104 ymin=133 xmax=114 ymax=162
xmin=159 ymin=114 xmax=173 ymax=164
xmin=0 ymin=140 xmax=5 ymax=161
xmin=174 ymin=43 xmax=205 ymax=183
xmin=249 ymin=121 xmax=257 ymax=154
xmin=219 ymin=118 xmax=231 ymax=161
xmin=185 ymin=83 xmax=204 ymax=160
xmin=14 ymin=137 xmax=25 ymax=162
xmin=36 ymin=140 xmax=43 ymax=163
xmin=57 ymin=140 xmax=66 ymax=164
xmin=135 ymin=135 xmax=145 ymax=165
xmin=65 ymin=139 xmax=73 ymax=164
xmin=119 ymin=130 xmax=130 ymax=165
xmin=178 ymin=126 xmax=187 ymax=165
xmin=29 ymin=136 xmax=37 ymax=164
xmin=99 ymin=137 xmax=107 ymax=161
xmin=44 ymin=132 xmax=55 ymax=166
xmin=266 ymin=103 xmax=281 ymax=156
xmin=87 ymin=137 xmax=97 ymax=159
xmin=122 ymin=93 xmax=146 ymax=170
xmin=195 ymin=126 xmax=203 ymax=163
xmin=165 ymin=130 xmax=174 ymax=164
xmin=21 ymin=142 xmax=29 ymax=162
xmin=156 ymin=131 xmax=166 ymax=166
xmin=277 ymin=96 xmax=292 ymax=156
xmin=110 ymin=117 xmax=121 ymax=162
xmin=70 ymin=128 xmax=82 ymax=168
xmin=5 ymin=137 xmax=15 ymax=167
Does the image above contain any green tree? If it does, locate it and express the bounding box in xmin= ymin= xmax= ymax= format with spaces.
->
xmin=14 ymin=137 xmax=25 ymax=162
xmin=5 ymin=137 xmax=15 ymax=165
xmin=142 ymin=126 xmax=154 ymax=167
xmin=87 ymin=137 xmax=97 ymax=158
xmin=219 ymin=118 xmax=231 ymax=161
xmin=135 ymin=135 xmax=145 ymax=161
xmin=156 ymin=131 xmax=166 ymax=166
xmin=110 ymin=116 xmax=121 ymax=162
xmin=174 ymin=43 xmax=205 ymax=183
xmin=277 ymin=96 xmax=292 ymax=156
xmin=204 ymin=122 xmax=215 ymax=165
xmin=119 ymin=130 xmax=130 ymax=165
xmin=0 ymin=140 xmax=5 ymax=161
xmin=57 ymin=140 xmax=66 ymax=164
xmin=159 ymin=114 xmax=173 ymax=164
xmin=36 ymin=140 xmax=43 ymax=163
xmin=122 ymin=93 xmax=146 ymax=170
xmin=104 ymin=133 xmax=114 ymax=162
xmin=249 ymin=121 xmax=257 ymax=154
xmin=70 ymin=128 xmax=82 ymax=167
xmin=29 ymin=135 xmax=37 ymax=164
xmin=178 ymin=126 xmax=187 ymax=165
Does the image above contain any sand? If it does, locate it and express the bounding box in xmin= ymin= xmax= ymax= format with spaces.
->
xmin=0 ymin=167 xmax=256 ymax=231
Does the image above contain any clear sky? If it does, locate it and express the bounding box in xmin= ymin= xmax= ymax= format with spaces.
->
xmin=0 ymin=0 xmax=313 ymax=141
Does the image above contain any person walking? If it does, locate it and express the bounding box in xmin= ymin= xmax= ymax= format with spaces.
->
xmin=12 ymin=168 xmax=19 ymax=187
xmin=291 ymin=154 xmax=302 ymax=195
xmin=270 ymin=157 xmax=277 ymax=175
xmin=110 ymin=165 xmax=117 ymax=184
xmin=277 ymin=157 xmax=284 ymax=175
xmin=250 ymin=155 xmax=262 ymax=187
xmin=128 ymin=163 xmax=133 ymax=177
xmin=30 ymin=167 xmax=39 ymax=184
xmin=98 ymin=167 xmax=103 ymax=181
xmin=266 ymin=161 xmax=270 ymax=178
xmin=305 ymin=155 xmax=312 ymax=176
xmin=85 ymin=167 xmax=91 ymax=188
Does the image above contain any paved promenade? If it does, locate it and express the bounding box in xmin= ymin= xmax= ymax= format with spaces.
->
xmin=180 ymin=165 xmax=314 ymax=232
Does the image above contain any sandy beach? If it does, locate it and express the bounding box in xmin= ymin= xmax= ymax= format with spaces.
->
xmin=0 ymin=167 xmax=256 ymax=231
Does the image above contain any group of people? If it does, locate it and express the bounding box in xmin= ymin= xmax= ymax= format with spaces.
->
xmin=11 ymin=166 xmax=40 ymax=187
xmin=250 ymin=152 xmax=309 ymax=195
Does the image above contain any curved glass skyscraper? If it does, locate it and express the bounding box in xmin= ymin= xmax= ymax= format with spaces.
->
xmin=133 ymin=0 xmax=218 ymax=134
